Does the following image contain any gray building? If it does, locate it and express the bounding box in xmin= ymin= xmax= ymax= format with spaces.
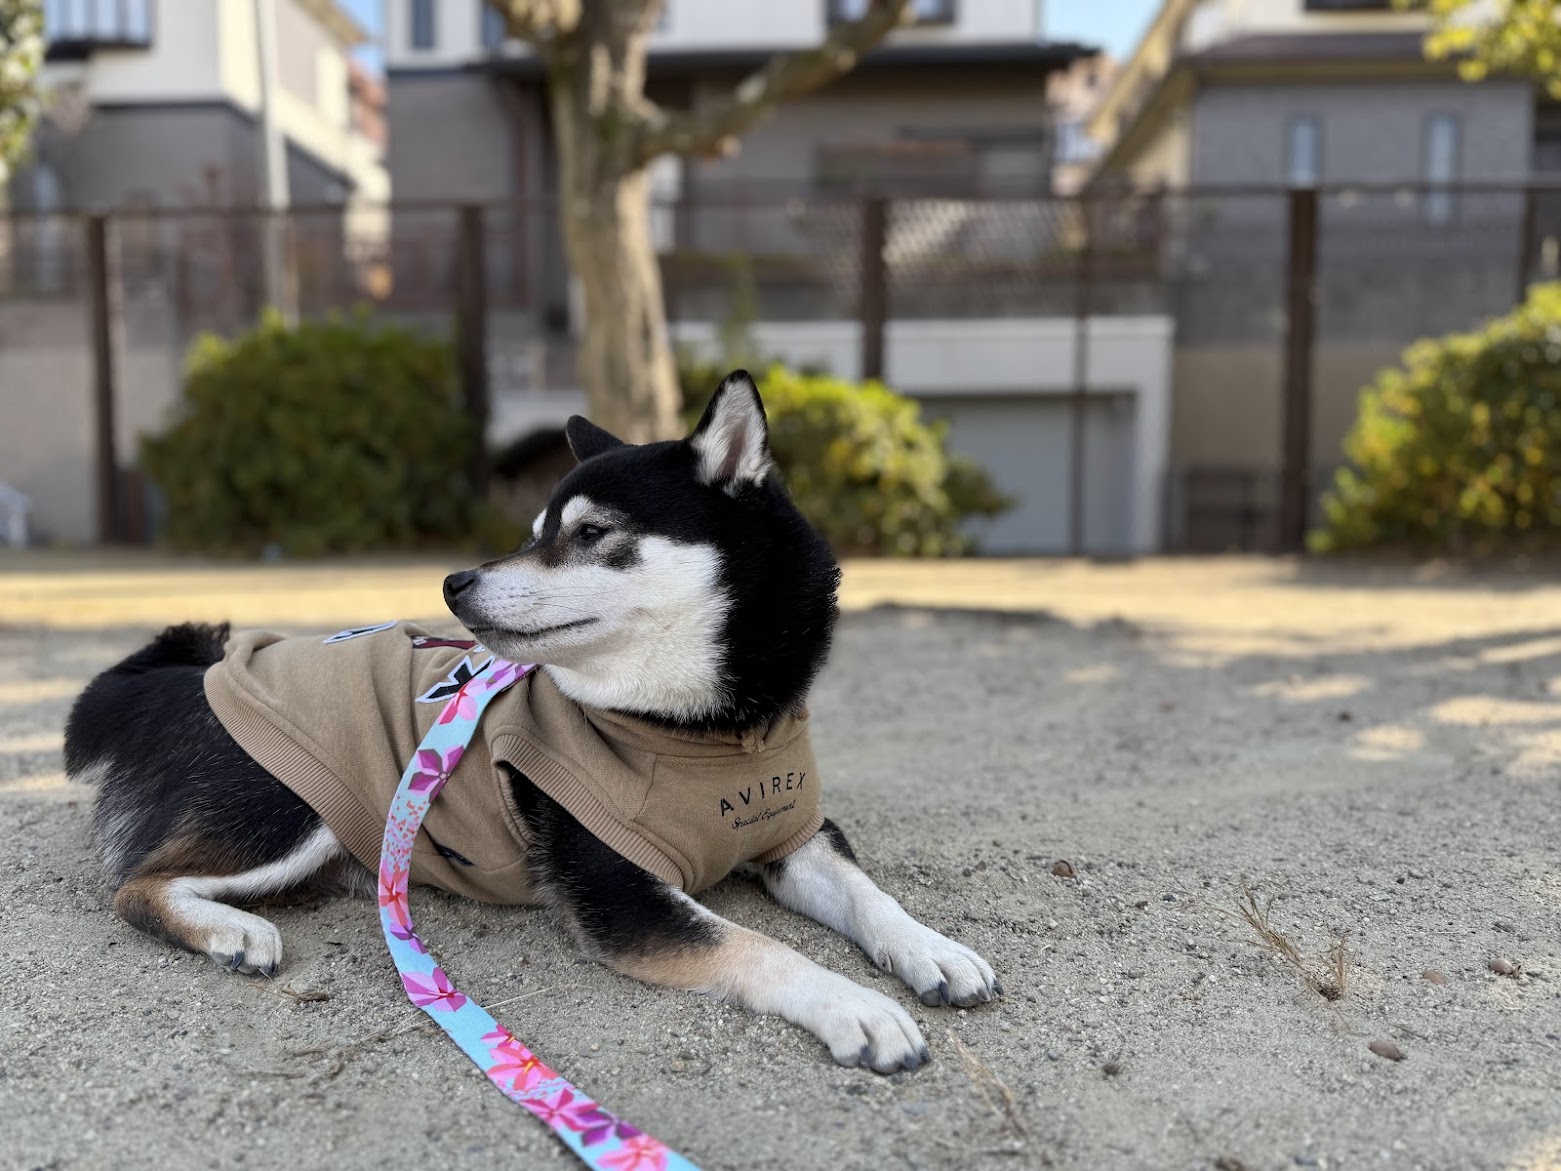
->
xmin=381 ymin=2 xmax=1179 ymax=558
xmin=1084 ymin=0 xmax=1552 ymax=548
xmin=384 ymin=0 xmax=1090 ymax=327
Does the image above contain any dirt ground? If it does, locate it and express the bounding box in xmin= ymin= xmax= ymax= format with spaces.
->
xmin=2 ymin=552 xmax=1558 ymax=1171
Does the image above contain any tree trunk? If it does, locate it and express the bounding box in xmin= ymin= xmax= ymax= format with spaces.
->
xmin=546 ymin=7 xmax=682 ymax=443
xmin=497 ymin=0 xmax=910 ymax=443
xmin=555 ymin=161 xmax=682 ymax=443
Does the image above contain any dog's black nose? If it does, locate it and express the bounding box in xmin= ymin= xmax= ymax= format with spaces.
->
xmin=443 ymin=570 xmax=479 ymax=604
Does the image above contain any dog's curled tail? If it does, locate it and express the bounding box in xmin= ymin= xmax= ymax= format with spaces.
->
xmin=64 ymin=622 xmax=233 ymax=783
xmin=104 ymin=622 xmax=232 ymax=676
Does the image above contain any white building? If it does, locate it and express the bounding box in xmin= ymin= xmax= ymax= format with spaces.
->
xmin=12 ymin=0 xmax=388 ymax=214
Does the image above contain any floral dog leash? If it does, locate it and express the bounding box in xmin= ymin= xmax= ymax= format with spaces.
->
xmin=378 ymin=655 xmax=700 ymax=1171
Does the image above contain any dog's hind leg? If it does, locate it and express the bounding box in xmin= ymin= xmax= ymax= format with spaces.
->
xmin=761 ymin=820 xmax=1001 ymax=1009
xmin=69 ymin=636 xmax=362 ymax=975
xmin=113 ymin=823 xmax=347 ymax=976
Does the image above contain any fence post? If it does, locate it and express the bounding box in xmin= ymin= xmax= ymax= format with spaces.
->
xmin=859 ymin=196 xmax=887 ymax=382
xmin=456 ymin=204 xmax=490 ymax=496
xmin=1068 ymin=199 xmax=1093 ymax=557
xmin=1278 ymin=187 xmax=1318 ymax=554
xmin=1517 ymin=184 xmax=1537 ymax=305
xmin=85 ymin=214 xmax=123 ymax=545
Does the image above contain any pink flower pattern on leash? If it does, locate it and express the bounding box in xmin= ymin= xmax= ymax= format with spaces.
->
xmin=379 ymin=654 xmax=698 ymax=1170
xmin=402 ymin=967 xmax=467 ymax=1012
xmin=601 ymin=1137 xmax=671 ymax=1171
xmin=378 ymin=859 xmax=410 ymax=920
xmin=484 ymin=1026 xmax=551 ymax=1093
xmin=409 ymin=745 xmax=463 ymax=796
xmin=482 ymin=661 xmax=527 ymax=694
xmin=436 ymin=679 xmax=480 ymax=725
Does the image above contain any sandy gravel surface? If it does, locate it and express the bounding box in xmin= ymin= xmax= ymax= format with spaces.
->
xmin=2 ymin=554 xmax=1559 ymax=1171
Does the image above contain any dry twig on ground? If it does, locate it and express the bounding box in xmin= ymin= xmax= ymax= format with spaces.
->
xmin=947 ymin=1029 xmax=1028 ymax=1141
xmin=1232 ymin=887 xmax=1351 ymax=1002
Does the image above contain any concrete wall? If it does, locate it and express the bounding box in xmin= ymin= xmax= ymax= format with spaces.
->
xmin=672 ymin=315 xmax=1174 ymax=553
xmin=16 ymin=106 xmax=258 ymax=208
xmin=922 ymin=392 xmax=1138 ymax=554
xmin=1170 ymin=341 xmax=1406 ymax=472
xmin=1191 ymin=78 xmax=1533 ymax=185
xmin=689 ymin=70 xmax=1053 ymax=195
xmin=384 ymin=71 xmax=521 ymax=202
xmin=0 ymin=301 xmax=181 ymax=544
xmin=12 ymin=104 xmax=350 ymax=210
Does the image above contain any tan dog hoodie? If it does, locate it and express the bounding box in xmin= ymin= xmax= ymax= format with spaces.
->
xmin=203 ymin=622 xmax=823 ymax=903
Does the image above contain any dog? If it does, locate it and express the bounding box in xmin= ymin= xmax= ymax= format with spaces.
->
xmin=64 ymin=371 xmax=1000 ymax=1074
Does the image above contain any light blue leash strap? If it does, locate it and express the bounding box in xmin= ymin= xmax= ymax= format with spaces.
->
xmin=378 ymin=656 xmax=701 ymax=1171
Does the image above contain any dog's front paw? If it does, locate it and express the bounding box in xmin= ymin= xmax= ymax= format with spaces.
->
xmin=800 ymin=974 xmax=930 ymax=1074
xmin=872 ymin=923 xmax=1000 ymax=1008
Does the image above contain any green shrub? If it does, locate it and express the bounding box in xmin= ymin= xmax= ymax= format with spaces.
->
xmin=1314 ymin=283 xmax=1561 ymax=554
xmin=143 ymin=313 xmax=502 ymax=557
xmin=682 ymin=362 xmax=1010 ymax=556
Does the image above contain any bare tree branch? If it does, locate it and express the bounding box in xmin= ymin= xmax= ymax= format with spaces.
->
xmin=488 ymin=0 xmax=582 ymax=60
xmin=634 ymin=0 xmax=913 ymax=164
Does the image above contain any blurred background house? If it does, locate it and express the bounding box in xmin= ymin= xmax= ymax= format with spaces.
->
xmin=1085 ymin=0 xmax=1560 ymax=549
xmin=0 ymin=0 xmax=388 ymax=545
xmin=5 ymin=0 xmax=1559 ymax=558
xmin=386 ymin=0 xmax=1082 ymax=207
xmin=379 ymin=0 xmax=1182 ymax=558
xmin=10 ymin=0 xmax=386 ymax=219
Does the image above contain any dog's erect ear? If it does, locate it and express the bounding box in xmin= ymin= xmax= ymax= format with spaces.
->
xmin=565 ymin=416 xmax=625 ymax=463
xmin=690 ymin=370 xmax=772 ymax=493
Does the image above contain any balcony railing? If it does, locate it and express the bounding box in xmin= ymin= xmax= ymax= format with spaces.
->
xmin=44 ymin=0 xmax=153 ymax=59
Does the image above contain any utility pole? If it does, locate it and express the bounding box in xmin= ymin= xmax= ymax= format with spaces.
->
xmin=253 ymin=0 xmax=295 ymax=322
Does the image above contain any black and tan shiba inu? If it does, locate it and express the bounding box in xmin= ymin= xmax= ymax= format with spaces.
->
xmin=65 ymin=372 xmax=999 ymax=1074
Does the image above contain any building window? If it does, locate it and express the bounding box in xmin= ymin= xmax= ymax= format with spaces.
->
xmin=1423 ymin=113 xmax=1460 ymax=225
xmin=1285 ymin=116 xmax=1320 ymax=187
xmin=44 ymin=0 xmax=153 ymax=48
xmin=481 ymin=1 xmax=506 ymax=49
xmin=411 ymin=0 xmax=436 ymax=50
xmin=828 ymin=0 xmax=955 ymax=25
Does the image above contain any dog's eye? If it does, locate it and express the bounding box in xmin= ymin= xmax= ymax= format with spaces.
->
xmin=576 ymin=523 xmax=608 ymax=545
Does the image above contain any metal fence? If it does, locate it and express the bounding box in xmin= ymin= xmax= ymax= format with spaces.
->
xmin=2 ymin=181 xmax=1554 ymax=551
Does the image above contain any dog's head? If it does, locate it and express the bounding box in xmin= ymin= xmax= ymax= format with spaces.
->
xmin=445 ymin=371 xmax=840 ymax=731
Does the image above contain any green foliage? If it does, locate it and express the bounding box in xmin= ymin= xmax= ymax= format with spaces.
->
xmin=0 ymin=0 xmax=42 ymax=184
xmin=143 ymin=314 xmax=508 ymax=557
xmin=1314 ymin=283 xmax=1561 ymax=554
xmin=682 ymin=362 xmax=1010 ymax=556
xmin=1400 ymin=0 xmax=1561 ymax=97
